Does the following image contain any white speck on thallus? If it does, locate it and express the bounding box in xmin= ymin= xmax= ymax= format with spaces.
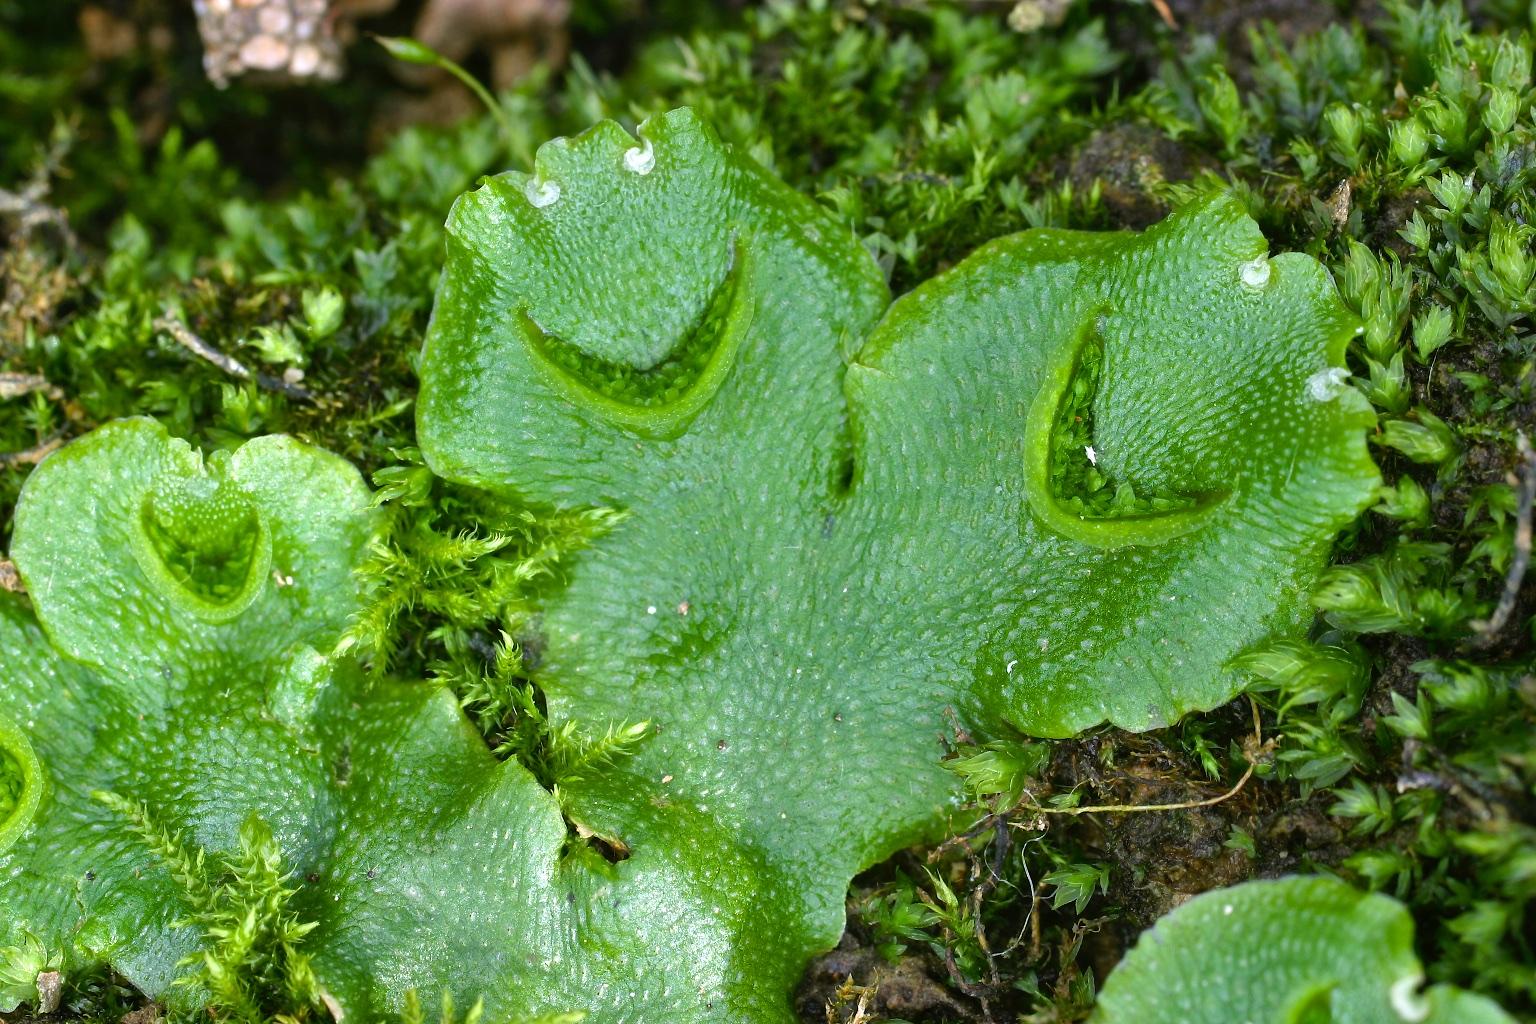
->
xmin=623 ymin=139 xmax=656 ymax=175
xmin=1240 ymin=256 xmax=1271 ymax=289
xmin=1006 ymin=660 xmax=1018 ymax=674
xmin=1306 ymin=366 xmax=1351 ymax=402
xmin=1222 ymin=904 xmax=1233 ymax=915
xmin=1390 ymin=975 xmax=1430 ymax=1022
xmin=525 ymin=178 xmax=561 ymax=208
xmin=1085 ymin=445 xmax=1097 ymax=466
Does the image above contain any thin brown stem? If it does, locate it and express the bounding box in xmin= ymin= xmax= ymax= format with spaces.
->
xmin=1024 ymin=696 xmax=1262 ymax=818
xmin=1474 ymin=431 xmax=1534 ymax=645
xmin=154 ymin=314 xmax=315 ymax=403
xmin=1 ymin=435 xmax=64 ymax=467
xmin=1148 ymin=0 xmax=1178 ymax=29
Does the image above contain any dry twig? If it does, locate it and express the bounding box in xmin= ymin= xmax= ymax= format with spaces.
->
xmin=0 ymin=126 xmax=75 ymax=246
xmin=153 ymin=314 xmax=315 ymax=403
xmin=1473 ymin=431 xmax=1535 ymax=645
xmin=0 ymin=436 xmax=64 ymax=467
xmin=0 ymin=373 xmax=64 ymax=402
xmin=1148 ymin=0 xmax=1178 ymax=30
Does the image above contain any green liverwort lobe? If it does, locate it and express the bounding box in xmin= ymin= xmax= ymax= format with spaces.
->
xmin=409 ymin=107 xmax=1381 ymax=1017
xmin=0 ymin=419 xmax=384 ymax=1008
xmin=1093 ymin=876 xmax=1514 ymax=1024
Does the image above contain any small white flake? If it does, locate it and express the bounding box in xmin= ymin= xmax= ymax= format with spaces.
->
xmin=525 ymin=178 xmax=561 ymax=208
xmin=1006 ymin=660 xmax=1018 ymax=674
xmin=1085 ymin=445 xmax=1098 ymax=466
xmin=646 ymin=605 xmax=657 ymax=615
xmin=1239 ymin=255 xmax=1271 ymax=289
xmin=1306 ymin=366 xmax=1351 ymax=402
xmin=1222 ymin=904 xmax=1233 ymax=915
xmin=1389 ymin=975 xmax=1429 ymax=1023
xmin=623 ymin=139 xmax=656 ymax=175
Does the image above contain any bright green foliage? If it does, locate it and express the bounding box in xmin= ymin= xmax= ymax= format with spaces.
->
xmin=420 ymin=105 xmax=1378 ymax=727
xmin=3 ymin=107 xmax=1379 ymax=1020
xmin=944 ymin=738 xmax=1052 ymax=804
xmin=0 ymin=748 xmax=19 ymax=819
xmin=343 ymin=449 xmax=625 ymax=766
xmin=10 ymin=419 xmax=371 ymax=680
xmin=344 ymin=447 xmax=621 ymax=684
xmin=0 ymin=104 xmax=505 ymax=539
xmin=1133 ymin=11 xmax=1536 ymax=1008
xmin=2 ymin=420 xmax=667 ymax=1021
xmin=617 ymin=1 xmax=1122 ymax=289
xmin=4 ymin=0 xmax=1535 ymax=1017
xmin=410 ymin=106 xmax=1375 ymax=1013
xmin=1092 ymin=876 xmax=1514 ymax=1024
xmin=1043 ymin=862 xmax=1111 ymax=915
xmin=0 ymin=419 xmax=376 ymax=1007
xmin=92 ymin=797 xmax=324 ymax=1023
xmin=135 ymin=465 xmax=271 ymax=618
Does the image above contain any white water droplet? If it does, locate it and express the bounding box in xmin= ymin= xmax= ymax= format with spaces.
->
xmin=525 ymin=179 xmax=561 ymax=208
xmin=1390 ymin=975 xmax=1430 ymax=1023
xmin=623 ymin=139 xmax=655 ymax=175
xmin=1239 ymin=256 xmax=1271 ymax=289
xmin=1306 ymin=366 xmax=1351 ymax=402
